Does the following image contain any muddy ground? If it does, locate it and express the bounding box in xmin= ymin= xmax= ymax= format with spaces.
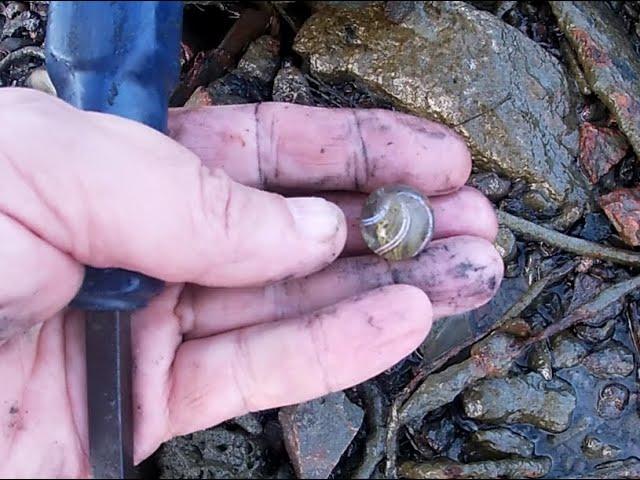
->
xmin=2 ymin=1 xmax=640 ymax=478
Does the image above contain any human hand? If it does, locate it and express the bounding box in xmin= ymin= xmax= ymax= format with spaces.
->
xmin=0 ymin=88 xmax=502 ymax=477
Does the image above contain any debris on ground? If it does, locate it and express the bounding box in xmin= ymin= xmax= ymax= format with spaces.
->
xmin=279 ymin=392 xmax=364 ymax=479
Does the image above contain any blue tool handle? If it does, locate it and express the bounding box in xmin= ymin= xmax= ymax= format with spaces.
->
xmin=45 ymin=1 xmax=183 ymax=311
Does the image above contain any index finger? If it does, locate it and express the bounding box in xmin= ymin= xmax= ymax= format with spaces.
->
xmin=168 ymin=103 xmax=471 ymax=196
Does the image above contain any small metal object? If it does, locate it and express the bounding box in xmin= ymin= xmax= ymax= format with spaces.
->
xmin=360 ymin=184 xmax=435 ymax=261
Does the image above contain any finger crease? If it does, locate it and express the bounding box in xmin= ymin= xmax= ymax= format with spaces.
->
xmin=352 ymin=110 xmax=371 ymax=191
xmin=231 ymin=329 xmax=255 ymax=414
xmin=307 ymin=314 xmax=335 ymax=394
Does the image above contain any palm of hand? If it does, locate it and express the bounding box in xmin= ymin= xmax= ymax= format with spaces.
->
xmin=0 ymin=89 xmax=502 ymax=478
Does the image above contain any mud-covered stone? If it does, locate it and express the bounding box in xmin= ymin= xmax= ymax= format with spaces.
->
xmin=272 ymin=62 xmax=313 ymax=105
xmin=464 ymin=428 xmax=535 ymax=461
xmin=600 ymin=187 xmax=640 ymax=246
xmin=294 ymin=1 xmax=589 ymax=205
xmin=279 ymin=391 xmax=364 ymax=479
xmin=582 ymin=436 xmax=622 ymax=460
xmin=583 ymin=342 xmax=635 ymax=379
xmin=398 ymin=457 xmax=551 ymax=479
xmin=468 ymin=172 xmax=512 ymax=202
xmin=156 ymin=427 xmax=269 ymax=479
xmin=205 ymin=35 xmax=280 ymax=105
xmin=552 ymin=2 xmax=640 ymax=156
xmin=527 ymin=341 xmax=553 ymax=380
xmin=579 ymin=123 xmax=630 ymax=183
xmin=494 ymin=227 xmax=517 ymax=262
xmin=462 ymin=372 xmax=576 ymax=433
xmin=597 ymin=383 xmax=630 ymax=419
xmin=550 ymin=331 xmax=590 ymax=369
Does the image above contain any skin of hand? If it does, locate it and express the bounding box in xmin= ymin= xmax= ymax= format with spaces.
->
xmin=0 ymin=87 xmax=503 ymax=478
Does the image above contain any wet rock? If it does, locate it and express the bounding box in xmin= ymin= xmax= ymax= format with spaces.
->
xmin=494 ymin=227 xmax=517 ymax=262
xmin=579 ymin=123 xmax=631 ymax=184
xmin=522 ymin=190 xmax=559 ymax=217
xmin=527 ymin=341 xmax=553 ymax=380
xmin=232 ymin=413 xmax=263 ymax=436
xmin=157 ymin=426 xmax=269 ymax=479
xmin=550 ymin=331 xmax=590 ymax=369
xmin=577 ymin=457 xmax=640 ymax=479
xmin=414 ymin=413 xmax=458 ymax=456
xmin=597 ymin=383 xmax=629 ymax=419
xmin=468 ymin=172 xmax=511 ymax=202
xmin=546 ymin=204 xmax=584 ymax=231
xmin=575 ymin=319 xmax=617 ymax=345
xmin=398 ymin=457 xmax=551 ymax=479
xmin=583 ymin=342 xmax=635 ymax=379
xmin=462 ymin=372 xmax=576 ymax=433
xmin=205 ymin=36 xmax=280 ymax=105
xmin=579 ymin=213 xmax=612 ymax=242
xmin=559 ymin=38 xmax=592 ymax=96
xmin=184 ymin=86 xmax=215 ymax=108
xmin=552 ymin=2 xmax=640 ymax=156
xmin=402 ymin=332 xmax=523 ymax=425
xmin=464 ymin=428 xmax=535 ymax=461
xmin=569 ymin=274 xmax=624 ymax=327
xmin=600 ymin=187 xmax=640 ymax=246
xmin=24 ymin=66 xmax=55 ymax=96
xmin=272 ymin=62 xmax=313 ymax=105
xmin=279 ymin=391 xmax=364 ymax=479
xmin=294 ymin=1 xmax=589 ymax=205
xmin=582 ymin=436 xmax=622 ymax=460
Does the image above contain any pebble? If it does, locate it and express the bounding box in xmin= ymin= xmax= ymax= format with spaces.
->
xmin=596 ymin=383 xmax=629 ymax=419
xmin=550 ymin=331 xmax=590 ymax=369
xmin=600 ymin=187 xmax=640 ymax=247
xmin=464 ymin=427 xmax=535 ymax=461
xmin=272 ymin=62 xmax=313 ymax=105
xmin=582 ymin=342 xmax=635 ymax=379
xmin=462 ymin=372 xmax=576 ymax=433
xmin=581 ymin=435 xmax=622 ymax=460
xmin=399 ymin=457 xmax=551 ymax=479
xmin=494 ymin=227 xmax=517 ymax=262
xmin=279 ymin=391 xmax=364 ymax=479
xmin=468 ymin=172 xmax=512 ymax=202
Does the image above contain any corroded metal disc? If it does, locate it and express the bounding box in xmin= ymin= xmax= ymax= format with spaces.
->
xmin=360 ymin=185 xmax=434 ymax=261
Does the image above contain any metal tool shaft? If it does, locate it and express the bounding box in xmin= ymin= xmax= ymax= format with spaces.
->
xmin=86 ymin=311 xmax=135 ymax=479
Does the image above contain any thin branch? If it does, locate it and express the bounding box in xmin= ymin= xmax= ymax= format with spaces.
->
xmin=499 ymin=210 xmax=640 ymax=267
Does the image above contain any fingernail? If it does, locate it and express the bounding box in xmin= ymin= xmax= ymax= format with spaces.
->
xmin=287 ymin=197 xmax=343 ymax=242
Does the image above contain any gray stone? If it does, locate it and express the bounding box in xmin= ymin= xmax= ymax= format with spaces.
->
xmin=494 ymin=227 xmax=517 ymax=262
xmin=465 ymin=428 xmax=535 ymax=461
xmin=575 ymin=319 xmax=617 ymax=345
xmin=582 ymin=436 xmax=622 ymax=460
xmin=399 ymin=457 xmax=551 ymax=479
xmin=462 ymin=372 xmax=576 ymax=433
xmin=550 ymin=331 xmax=590 ymax=369
xmin=468 ymin=172 xmax=511 ymax=202
xmin=294 ymin=1 xmax=590 ymax=205
xmin=279 ymin=391 xmax=364 ymax=479
xmin=272 ymin=62 xmax=313 ymax=105
xmin=597 ymin=383 xmax=630 ymax=419
xmin=583 ymin=342 xmax=635 ymax=379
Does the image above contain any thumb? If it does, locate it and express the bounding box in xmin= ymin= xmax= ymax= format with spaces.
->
xmin=0 ymin=89 xmax=346 ymax=329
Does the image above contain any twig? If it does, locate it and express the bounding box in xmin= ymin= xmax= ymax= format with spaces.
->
xmin=498 ymin=210 xmax=640 ymax=267
xmin=169 ymin=8 xmax=273 ymax=106
xmin=384 ymin=370 xmax=427 ymax=479
xmin=0 ymin=46 xmax=44 ymax=75
xmin=524 ymin=275 xmax=640 ymax=346
xmin=353 ymin=382 xmax=387 ymax=479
